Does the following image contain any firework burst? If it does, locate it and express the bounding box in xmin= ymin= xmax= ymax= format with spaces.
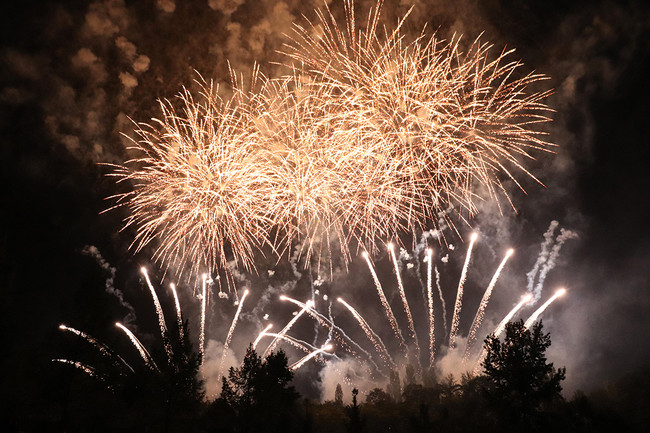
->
xmin=109 ymin=1 xmax=553 ymax=283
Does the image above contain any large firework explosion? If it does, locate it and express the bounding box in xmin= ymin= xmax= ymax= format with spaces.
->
xmin=110 ymin=0 xmax=554 ymax=284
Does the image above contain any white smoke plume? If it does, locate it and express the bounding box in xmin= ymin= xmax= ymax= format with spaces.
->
xmin=526 ymin=221 xmax=577 ymax=301
xmin=81 ymin=245 xmax=136 ymax=324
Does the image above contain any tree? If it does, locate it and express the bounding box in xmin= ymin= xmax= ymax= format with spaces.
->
xmin=346 ymin=388 xmax=365 ymax=433
xmin=387 ymin=370 xmax=401 ymax=403
xmin=218 ymin=345 xmax=299 ymax=432
xmin=482 ymin=319 xmax=566 ymax=432
xmin=335 ymin=383 xmax=344 ymax=406
xmin=366 ymin=388 xmax=392 ymax=405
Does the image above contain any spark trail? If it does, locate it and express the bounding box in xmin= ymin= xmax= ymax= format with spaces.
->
xmin=199 ymin=274 xmax=207 ymax=364
xmin=337 ymin=297 xmax=395 ymax=368
xmin=219 ymin=289 xmax=250 ymax=379
xmin=59 ymin=324 xmax=133 ymax=373
xmin=449 ymin=232 xmax=478 ymax=349
xmin=435 ymin=265 xmax=448 ymax=338
xmin=170 ymin=283 xmax=184 ymax=340
xmin=388 ymin=243 xmax=420 ymax=360
xmin=524 ymin=288 xmax=566 ymax=329
xmin=362 ymin=252 xmax=407 ymax=352
xmin=116 ymin=322 xmax=158 ymax=371
xmin=281 ymin=295 xmax=380 ymax=371
xmin=290 ymin=344 xmax=333 ymax=371
xmin=258 ymin=332 xmax=316 ymax=355
xmin=141 ymin=268 xmax=172 ymax=359
xmin=253 ymin=324 xmax=273 ymax=350
xmin=463 ymin=248 xmax=513 ymax=362
xmin=264 ymin=300 xmax=314 ymax=358
xmin=53 ymin=359 xmax=104 ymax=381
xmin=426 ymin=248 xmax=435 ymax=366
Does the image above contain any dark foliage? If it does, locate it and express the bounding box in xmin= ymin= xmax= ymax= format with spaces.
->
xmin=482 ymin=319 xmax=566 ymax=432
xmin=207 ymin=345 xmax=300 ymax=433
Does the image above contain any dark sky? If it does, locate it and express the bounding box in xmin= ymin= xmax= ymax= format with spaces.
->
xmin=1 ymin=0 xmax=649 ymax=421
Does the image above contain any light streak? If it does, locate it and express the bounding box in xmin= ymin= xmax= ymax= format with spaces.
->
xmin=218 ymin=289 xmax=250 ymax=379
xmin=388 ymin=243 xmax=419 ymax=357
xmin=199 ymin=273 xmax=207 ymax=364
xmin=524 ymin=288 xmax=567 ymax=329
xmin=362 ymin=251 xmax=406 ymax=352
xmin=253 ymin=324 xmax=273 ymax=350
xmin=115 ymin=322 xmax=158 ymax=371
xmin=141 ymin=267 xmax=172 ymax=359
xmin=290 ymin=344 xmax=333 ymax=371
xmin=337 ymin=297 xmax=395 ymax=368
xmin=263 ymin=299 xmax=314 ymax=358
xmin=463 ymin=248 xmax=513 ymax=361
xmin=169 ymin=283 xmax=184 ymax=340
xmin=426 ymin=248 xmax=435 ymax=366
xmin=449 ymin=232 xmax=478 ymax=349
xmin=58 ymin=324 xmax=133 ymax=373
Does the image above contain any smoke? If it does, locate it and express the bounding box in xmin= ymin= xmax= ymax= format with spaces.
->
xmin=200 ymin=339 xmax=237 ymax=400
xmin=81 ymin=245 xmax=136 ymax=324
xmin=318 ymin=357 xmax=378 ymax=403
xmin=526 ymin=222 xmax=578 ymax=302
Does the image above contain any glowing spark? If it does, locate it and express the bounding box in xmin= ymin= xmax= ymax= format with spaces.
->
xmin=115 ymin=322 xmax=158 ymax=371
xmin=257 ymin=332 xmax=316 ymax=355
xmin=426 ymin=248 xmax=435 ymax=366
xmin=264 ymin=299 xmax=314 ymax=357
xmin=170 ymin=283 xmax=184 ymax=340
xmin=58 ymin=324 xmax=133 ymax=373
xmin=140 ymin=267 xmax=172 ymax=359
xmin=219 ymin=289 xmax=250 ymax=379
xmin=362 ymin=252 xmax=406 ymax=352
xmin=199 ymin=273 xmax=207 ymax=364
xmin=463 ymin=248 xmax=513 ymax=361
xmin=53 ymin=359 xmax=103 ymax=381
xmin=290 ymin=344 xmax=333 ymax=371
xmin=337 ymin=297 xmax=395 ymax=368
xmin=388 ymin=243 xmax=420 ymax=358
xmin=524 ymin=288 xmax=567 ymax=329
xmin=253 ymin=324 xmax=273 ymax=350
xmin=281 ymin=295 xmax=378 ymax=369
xmin=449 ymin=232 xmax=478 ymax=349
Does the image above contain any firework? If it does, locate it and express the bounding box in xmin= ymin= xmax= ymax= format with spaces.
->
xmin=263 ymin=299 xmax=314 ymax=358
xmin=141 ymin=267 xmax=172 ymax=359
xmin=449 ymin=233 xmax=478 ymax=349
xmin=200 ymin=274 xmax=207 ymax=363
xmin=290 ymin=344 xmax=334 ymax=371
xmin=169 ymin=283 xmax=184 ymax=340
xmin=59 ymin=324 xmax=133 ymax=373
xmin=218 ymin=290 xmax=250 ymax=379
xmin=362 ymin=251 xmax=407 ymax=352
xmin=253 ymin=324 xmax=274 ymax=350
xmin=111 ymin=0 xmax=553 ymax=281
xmin=53 ymin=359 xmax=104 ymax=381
xmin=524 ymin=288 xmax=566 ymax=329
xmin=463 ymin=248 xmax=513 ymax=362
xmin=337 ymin=297 xmax=395 ymax=368
xmin=426 ymin=248 xmax=436 ymax=366
xmin=115 ymin=322 xmax=158 ymax=371
xmin=388 ymin=243 xmax=420 ymax=359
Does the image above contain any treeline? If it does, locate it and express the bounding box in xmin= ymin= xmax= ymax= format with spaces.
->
xmin=30 ymin=321 xmax=649 ymax=433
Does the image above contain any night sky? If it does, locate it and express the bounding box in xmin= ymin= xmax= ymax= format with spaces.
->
xmin=1 ymin=0 xmax=649 ymax=424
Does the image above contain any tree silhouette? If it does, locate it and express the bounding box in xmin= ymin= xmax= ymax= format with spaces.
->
xmin=482 ymin=319 xmax=566 ymax=432
xmin=217 ymin=345 xmax=299 ymax=433
xmin=335 ymin=383 xmax=344 ymax=406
